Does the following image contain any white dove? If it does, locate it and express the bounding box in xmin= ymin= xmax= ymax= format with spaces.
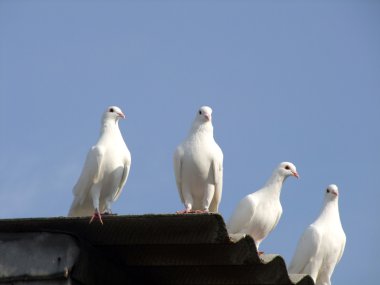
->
xmin=227 ymin=162 xmax=299 ymax=251
xmin=173 ymin=106 xmax=223 ymax=213
xmin=288 ymin=184 xmax=346 ymax=285
xmin=68 ymin=106 xmax=131 ymax=224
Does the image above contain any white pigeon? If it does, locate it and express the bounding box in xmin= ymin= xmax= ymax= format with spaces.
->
xmin=227 ymin=162 xmax=299 ymax=250
xmin=173 ymin=106 xmax=223 ymax=213
xmin=68 ymin=106 xmax=131 ymax=224
xmin=288 ymin=184 xmax=346 ymax=285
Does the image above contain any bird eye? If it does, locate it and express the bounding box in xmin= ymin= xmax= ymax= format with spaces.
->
xmin=285 ymin=165 xmax=290 ymax=170
xmin=198 ymin=110 xmax=202 ymax=115
xmin=109 ymin=108 xmax=114 ymax=112
xmin=326 ymin=189 xmax=330 ymax=193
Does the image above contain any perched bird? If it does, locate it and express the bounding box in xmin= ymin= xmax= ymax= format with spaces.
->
xmin=173 ymin=106 xmax=223 ymax=213
xmin=227 ymin=162 xmax=299 ymax=250
xmin=288 ymin=184 xmax=346 ymax=285
xmin=68 ymin=106 xmax=131 ymax=224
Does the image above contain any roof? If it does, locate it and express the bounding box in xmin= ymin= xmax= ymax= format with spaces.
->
xmin=0 ymin=214 xmax=314 ymax=285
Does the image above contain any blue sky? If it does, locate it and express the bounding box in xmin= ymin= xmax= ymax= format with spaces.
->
xmin=0 ymin=0 xmax=379 ymax=284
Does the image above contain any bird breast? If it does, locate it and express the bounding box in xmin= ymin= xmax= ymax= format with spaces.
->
xmin=101 ymin=140 xmax=130 ymax=172
xmin=249 ymin=199 xmax=282 ymax=240
xmin=182 ymin=141 xmax=216 ymax=181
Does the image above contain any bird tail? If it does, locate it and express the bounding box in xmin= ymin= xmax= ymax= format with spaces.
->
xmin=67 ymin=199 xmax=93 ymax=217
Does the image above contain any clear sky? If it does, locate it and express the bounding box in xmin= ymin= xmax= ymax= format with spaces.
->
xmin=0 ymin=0 xmax=379 ymax=284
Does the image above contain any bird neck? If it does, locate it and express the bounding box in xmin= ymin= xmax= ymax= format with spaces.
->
xmin=189 ymin=122 xmax=213 ymax=138
xmin=263 ymin=172 xmax=286 ymax=198
xmin=100 ymin=119 xmax=121 ymax=136
xmin=317 ymin=198 xmax=341 ymax=224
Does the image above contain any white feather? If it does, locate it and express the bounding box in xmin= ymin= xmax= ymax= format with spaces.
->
xmin=173 ymin=106 xmax=223 ymax=212
xmin=68 ymin=106 xmax=131 ymax=217
xmin=288 ymin=184 xmax=346 ymax=285
xmin=227 ymin=162 xmax=298 ymax=249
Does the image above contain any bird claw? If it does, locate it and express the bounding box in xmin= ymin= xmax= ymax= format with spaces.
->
xmin=176 ymin=209 xmax=209 ymax=214
xmin=103 ymin=211 xmax=117 ymax=216
xmin=194 ymin=209 xmax=209 ymax=214
xmin=89 ymin=210 xmax=104 ymax=225
xmin=176 ymin=209 xmax=192 ymax=214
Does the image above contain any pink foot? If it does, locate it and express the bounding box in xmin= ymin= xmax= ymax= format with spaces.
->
xmin=194 ymin=209 xmax=209 ymax=214
xmin=176 ymin=209 xmax=194 ymax=214
xmin=103 ymin=211 xmax=117 ymax=216
xmin=89 ymin=210 xmax=104 ymax=225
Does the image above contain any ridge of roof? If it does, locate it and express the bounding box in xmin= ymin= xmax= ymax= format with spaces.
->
xmin=0 ymin=214 xmax=314 ymax=285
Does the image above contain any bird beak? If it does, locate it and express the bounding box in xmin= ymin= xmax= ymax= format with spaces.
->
xmin=117 ymin=111 xmax=126 ymax=119
xmin=292 ymin=171 xmax=299 ymax=179
xmin=332 ymin=191 xmax=338 ymax=196
xmin=204 ymin=114 xmax=211 ymax=121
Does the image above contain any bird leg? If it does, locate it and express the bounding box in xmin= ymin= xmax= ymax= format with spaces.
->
xmin=89 ymin=208 xmax=104 ymax=225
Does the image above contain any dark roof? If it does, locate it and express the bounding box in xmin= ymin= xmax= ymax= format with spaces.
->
xmin=0 ymin=214 xmax=314 ymax=285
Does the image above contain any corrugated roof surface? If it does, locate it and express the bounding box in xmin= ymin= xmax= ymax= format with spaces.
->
xmin=0 ymin=214 xmax=314 ymax=285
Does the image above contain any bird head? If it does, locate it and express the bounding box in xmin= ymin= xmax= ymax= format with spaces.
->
xmin=325 ymin=184 xmax=339 ymax=199
xmin=103 ymin=106 xmax=126 ymax=121
xmin=278 ymin=162 xmax=299 ymax=179
xmin=196 ymin=106 xmax=213 ymax=123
